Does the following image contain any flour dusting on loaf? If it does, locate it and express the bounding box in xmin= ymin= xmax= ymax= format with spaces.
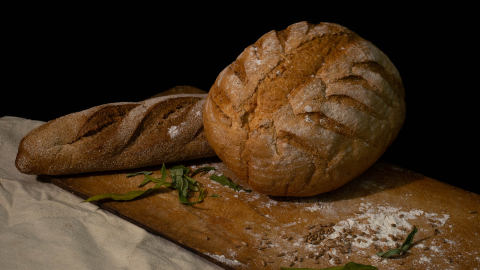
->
xmin=203 ymin=21 xmax=406 ymax=196
xmin=16 ymin=93 xmax=216 ymax=175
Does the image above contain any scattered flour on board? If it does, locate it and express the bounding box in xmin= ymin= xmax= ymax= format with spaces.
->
xmin=325 ymin=203 xmax=450 ymax=249
xmin=205 ymin=253 xmax=243 ymax=266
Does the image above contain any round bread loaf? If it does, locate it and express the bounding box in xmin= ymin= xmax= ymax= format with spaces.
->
xmin=203 ymin=21 xmax=406 ymax=197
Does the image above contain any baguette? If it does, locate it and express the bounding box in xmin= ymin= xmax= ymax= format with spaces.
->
xmin=15 ymin=92 xmax=216 ymax=175
xmin=203 ymin=21 xmax=406 ymax=196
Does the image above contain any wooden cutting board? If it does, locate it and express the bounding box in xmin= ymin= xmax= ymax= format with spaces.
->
xmin=40 ymin=158 xmax=480 ymax=270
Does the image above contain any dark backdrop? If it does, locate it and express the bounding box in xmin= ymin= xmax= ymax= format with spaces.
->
xmin=3 ymin=5 xmax=477 ymax=194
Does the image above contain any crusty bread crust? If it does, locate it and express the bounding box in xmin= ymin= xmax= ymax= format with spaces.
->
xmin=16 ymin=93 xmax=216 ymax=175
xmin=203 ymin=21 xmax=406 ymax=196
xmin=146 ymin=85 xmax=207 ymax=100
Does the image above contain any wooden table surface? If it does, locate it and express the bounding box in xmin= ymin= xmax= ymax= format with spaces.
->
xmin=41 ymin=157 xmax=480 ymax=270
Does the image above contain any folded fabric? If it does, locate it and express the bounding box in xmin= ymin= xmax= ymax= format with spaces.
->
xmin=0 ymin=116 xmax=221 ymax=270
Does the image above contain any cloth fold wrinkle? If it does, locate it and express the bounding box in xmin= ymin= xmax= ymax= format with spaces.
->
xmin=0 ymin=116 xmax=221 ymax=270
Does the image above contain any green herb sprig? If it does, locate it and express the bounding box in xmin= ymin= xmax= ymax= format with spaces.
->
xmin=281 ymin=226 xmax=420 ymax=269
xmin=376 ymin=225 xmax=418 ymax=258
xmin=191 ymin=167 xmax=216 ymax=177
xmin=83 ymin=164 xmax=214 ymax=205
xmin=280 ymin=261 xmax=378 ymax=270
xmin=210 ymin=174 xmax=252 ymax=193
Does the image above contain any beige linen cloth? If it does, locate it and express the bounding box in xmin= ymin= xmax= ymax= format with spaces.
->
xmin=0 ymin=116 xmax=222 ymax=270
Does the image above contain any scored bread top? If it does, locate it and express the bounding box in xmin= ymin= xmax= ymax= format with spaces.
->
xmin=203 ymin=21 xmax=406 ymax=197
xmin=16 ymin=93 xmax=216 ymax=175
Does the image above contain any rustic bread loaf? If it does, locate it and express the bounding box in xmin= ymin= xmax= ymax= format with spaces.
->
xmin=146 ymin=85 xmax=207 ymax=100
xmin=16 ymin=92 xmax=216 ymax=175
xmin=203 ymin=21 xmax=406 ymax=197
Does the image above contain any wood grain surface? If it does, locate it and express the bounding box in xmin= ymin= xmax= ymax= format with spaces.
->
xmin=40 ymin=158 xmax=480 ymax=270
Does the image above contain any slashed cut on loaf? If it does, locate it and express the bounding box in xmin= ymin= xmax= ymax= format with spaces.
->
xmin=203 ymin=21 xmax=406 ymax=197
xmin=16 ymin=93 xmax=216 ymax=175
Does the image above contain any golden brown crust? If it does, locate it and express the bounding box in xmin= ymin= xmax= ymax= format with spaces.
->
xmin=15 ymin=93 xmax=216 ymax=175
xmin=146 ymin=85 xmax=207 ymax=100
xmin=203 ymin=21 xmax=406 ymax=196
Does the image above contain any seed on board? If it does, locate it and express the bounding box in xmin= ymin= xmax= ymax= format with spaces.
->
xmin=244 ymin=226 xmax=252 ymax=230
xmin=355 ymin=211 xmax=364 ymax=214
xmin=205 ymin=236 xmax=210 ymax=240
xmin=261 ymin=260 xmax=266 ymax=266
xmin=469 ymin=211 xmax=478 ymax=214
xmin=241 ymin=241 xmax=248 ymax=246
xmin=391 ymin=224 xmax=396 ymax=227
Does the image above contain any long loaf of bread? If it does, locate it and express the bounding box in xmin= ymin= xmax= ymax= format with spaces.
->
xmin=15 ymin=92 xmax=216 ymax=175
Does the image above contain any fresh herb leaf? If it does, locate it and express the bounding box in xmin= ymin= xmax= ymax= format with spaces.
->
xmin=210 ymin=174 xmax=251 ymax=192
xmin=178 ymin=195 xmax=196 ymax=206
xmin=210 ymin=194 xmax=221 ymax=197
xmin=161 ymin=163 xmax=167 ymax=182
xmin=400 ymin=225 xmax=418 ymax=250
xmin=137 ymin=172 xmax=164 ymax=187
xmin=375 ymin=248 xmax=405 ymax=258
xmin=126 ymin=171 xmax=152 ymax=177
xmin=83 ymin=181 xmax=164 ymax=203
xmin=280 ymin=262 xmax=377 ymax=270
xmin=170 ymin=165 xmax=190 ymax=175
xmin=188 ymin=183 xmax=199 ymax=192
xmin=138 ymin=176 xmax=152 ymax=188
xmin=191 ymin=167 xmax=216 ymax=177
xmin=85 ymin=164 xmax=209 ymax=206
xmin=376 ymin=226 xmax=418 ymax=258
xmin=196 ymin=187 xmax=206 ymax=203
xmin=184 ymin=175 xmax=197 ymax=185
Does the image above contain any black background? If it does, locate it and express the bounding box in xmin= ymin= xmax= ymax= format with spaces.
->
xmin=3 ymin=4 xmax=478 ymax=194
